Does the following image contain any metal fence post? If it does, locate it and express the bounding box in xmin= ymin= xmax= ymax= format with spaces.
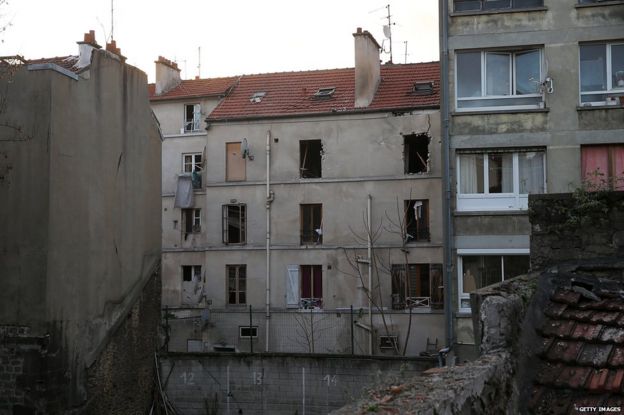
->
xmin=249 ymin=304 xmax=254 ymax=354
xmin=350 ymin=305 xmax=354 ymax=355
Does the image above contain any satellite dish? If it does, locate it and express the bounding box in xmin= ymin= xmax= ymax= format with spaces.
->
xmin=383 ymin=25 xmax=391 ymax=39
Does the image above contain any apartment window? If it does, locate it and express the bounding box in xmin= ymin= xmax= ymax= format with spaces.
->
xmin=457 ymin=149 xmax=545 ymax=211
xmin=182 ymin=265 xmax=201 ymax=282
xmin=300 ymin=204 xmax=322 ymax=245
xmin=239 ymin=326 xmax=258 ymax=338
xmin=391 ymin=263 xmax=443 ymax=309
xmin=456 ymin=49 xmax=543 ymax=111
xmin=227 ymin=265 xmax=246 ymax=305
xmin=226 ymin=142 xmax=246 ymax=181
xmin=184 ymin=104 xmax=201 ymax=132
xmin=404 ymin=134 xmax=429 ymax=174
xmin=459 ymin=253 xmax=529 ymax=310
xmin=581 ymin=145 xmax=624 ymax=190
xmin=182 ymin=208 xmax=201 ymax=235
xmin=300 ymin=265 xmax=322 ymax=309
xmin=405 ymin=200 xmax=430 ymax=242
xmin=222 ymin=204 xmax=246 ymax=244
xmin=579 ymin=42 xmax=624 ymax=106
xmin=300 ymin=140 xmax=323 ymax=178
xmin=183 ymin=153 xmax=202 ymax=189
xmin=454 ymin=0 xmax=542 ymax=12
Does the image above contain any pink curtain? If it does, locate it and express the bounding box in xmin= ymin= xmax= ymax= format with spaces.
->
xmin=613 ymin=146 xmax=624 ymax=190
xmin=582 ymin=146 xmax=609 ymax=189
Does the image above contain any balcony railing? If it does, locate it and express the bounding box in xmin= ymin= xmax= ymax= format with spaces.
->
xmin=300 ymin=298 xmax=323 ymax=310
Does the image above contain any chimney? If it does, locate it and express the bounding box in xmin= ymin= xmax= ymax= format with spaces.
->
xmin=105 ymin=40 xmax=126 ymax=62
xmin=76 ymin=30 xmax=101 ymax=69
xmin=155 ymin=56 xmax=182 ymax=95
xmin=353 ymin=27 xmax=381 ymax=108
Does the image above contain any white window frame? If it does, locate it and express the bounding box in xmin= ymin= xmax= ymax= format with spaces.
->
xmin=455 ymin=49 xmax=544 ymax=112
xmin=184 ymin=103 xmax=201 ymax=132
xmin=579 ymin=42 xmax=624 ymax=106
xmin=182 ymin=265 xmax=202 ymax=282
xmin=182 ymin=153 xmax=203 ymax=173
xmin=457 ymin=249 xmax=529 ymax=312
xmin=456 ymin=150 xmax=546 ymax=211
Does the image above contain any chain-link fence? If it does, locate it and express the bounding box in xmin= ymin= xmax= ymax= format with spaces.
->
xmin=162 ymin=306 xmax=444 ymax=356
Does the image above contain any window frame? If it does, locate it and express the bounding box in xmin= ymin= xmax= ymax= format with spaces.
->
xmin=227 ymin=264 xmax=247 ymax=306
xmin=454 ymin=0 xmax=544 ymax=13
xmin=299 ymin=264 xmax=323 ymax=309
xmin=299 ymin=139 xmax=323 ymax=179
xmin=300 ymin=204 xmax=323 ymax=245
xmin=184 ymin=103 xmax=201 ymax=133
xmin=456 ymin=149 xmax=546 ymax=211
xmin=578 ymin=42 xmax=624 ymax=106
xmin=455 ymin=48 xmax=544 ymax=112
xmin=404 ymin=134 xmax=430 ymax=174
xmin=182 ymin=208 xmax=201 ymax=235
xmin=457 ymin=249 xmax=530 ymax=312
xmin=182 ymin=265 xmax=202 ymax=282
xmin=404 ymin=199 xmax=430 ymax=242
xmin=222 ymin=204 xmax=247 ymax=245
xmin=391 ymin=263 xmax=443 ymax=310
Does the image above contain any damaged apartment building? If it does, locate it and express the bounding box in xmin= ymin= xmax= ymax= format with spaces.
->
xmin=441 ymin=0 xmax=624 ymax=359
xmin=151 ymin=28 xmax=446 ymax=355
xmin=0 ymin=32 xmax=161 ymax=413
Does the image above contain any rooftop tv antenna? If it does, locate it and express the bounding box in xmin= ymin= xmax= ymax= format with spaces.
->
xmin=382 ymin=4 xmax=395 ymax=63
xmin=403 ymin=41 xmax=408 ymax=64
xmin=110 ymin=0 xmax=114 ymax=40
xmin=197 ymin=47 xmax=201 ymax=78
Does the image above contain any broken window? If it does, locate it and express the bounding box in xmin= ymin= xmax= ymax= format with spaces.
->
xmin=391 ymin=263 xmax=443 ymax=310
xmin=227 ymin=265 xmax=246 ymax=305
xmin=182 ymin=208 xmax=201 ymax=236
xmin=184 ymin=103 xmax=201 ymax=132
xmin=226 ymin=142 xmax=246 ymax=181
xmin=183 ymin=153 xmax=203 ymax=189
xmin=581 ymin=145 xmax=624 ymax=190
xmin=222 ymin=204 xmax=246 ymax=244
xmin=300 ymin=265 xmax=322 ymax=309
xmin=182 ymin=265 xmax=201 ymax=282
xmin=300 ymin=140 xmax=323 ymax=178
xmin=404 ymin=134 xmax=429 ymax=174
xmin=300 ymin=204 xmax=322 ymax=245
xmin=405 ymin=200 xmax=429 ymax=243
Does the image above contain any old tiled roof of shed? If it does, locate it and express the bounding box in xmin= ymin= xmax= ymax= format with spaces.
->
xmin=27 ymin=56 xmax=80 ymax=73
xmin=208 ymin=62 xmax=439 ymax=121
xmin=529 ymin=283 xmax=624 ymax=413
xmin=148 ymin=76 xmax=239 ymax=101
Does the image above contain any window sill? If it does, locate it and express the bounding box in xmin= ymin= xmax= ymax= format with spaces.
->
xmin=450 ymin=6 xmax=547 ymax=17
xmin=577 ymin=104 xmax=624 ymax=111
xmin=452 ymin=108 xmax=549 ymax=116
xmin=575 ymin=0 xmax=624 ymax=8
xmin=454 ymin=209 xmax=527 ymax=216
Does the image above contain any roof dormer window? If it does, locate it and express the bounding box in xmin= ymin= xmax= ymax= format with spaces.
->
xmin=250 ymin=91 xmax=266 ymax=103
xmin=412 ymin=81 xmax=434 ymax=95
xmin=314 ymin=87 xmax=335 ymax=97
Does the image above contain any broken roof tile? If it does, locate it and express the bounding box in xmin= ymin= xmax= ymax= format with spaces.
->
xmin=570 ymin=323 xmax=603 ymax=341
xmin=547 ymin=340 xmax=584 ymax=363
xmin=552 ymin=288 xmax=582 ymax=305
xmin=586 ymin=368 xmax=610 ymax=391
xmin=609 ymin=346 xmax=624 ymax=367
xmin=599 ymin=327 xmax=624 ymax=343
xmin=540 ymin=319 xmax=576 ymax=338
xmin=578 ymin=344 xmax=614 ymax=367
xmin=561 ymin=309 xmax=594 ymax=322
xmin=590 ymin=311 xmax=621 ymax=325
xmin=606 ymin=369 xmax=624 ymax=392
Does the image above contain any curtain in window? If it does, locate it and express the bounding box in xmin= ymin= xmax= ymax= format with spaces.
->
xmin=612 ymin=45 xmax=624 ymax=88
xmin=580 ymin=45 xmax=607 ymax=92
xmin=581 ymin=146 xmax=609 ymax=189
xmin=519 ymin=152 xmax=545 ymax=194
xmin=613 ymin=146 xmax=624 ymax=190
xmin=515 ymin=50 xmax=540 ymax=95
xmin=457 ymin=52 xmax=482 ymax=98
xmin=459 ymin=154 xmax=482 ymax=193
xmin=486 ymin=53 xmax=511 ymax=96
xmin=488 ymin=153 xmax=513 ymax=193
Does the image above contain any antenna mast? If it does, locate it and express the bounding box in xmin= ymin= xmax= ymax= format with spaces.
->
xmin=110 ymin=0 xmax=114 ymax=40
xmin=197 ymin=47 xmax=201 ymax=78
xmin=386 ymin=4 xmax=393 ymax=63
xmin=404 ymin=41 xmax=408 ymax=64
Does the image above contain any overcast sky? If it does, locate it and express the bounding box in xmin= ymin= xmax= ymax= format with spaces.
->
xmin=2 ymin=1 xmax=439 ymax=82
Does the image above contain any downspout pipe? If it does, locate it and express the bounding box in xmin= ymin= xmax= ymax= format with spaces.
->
xmin=265 ymin=130 xmax=273 ymax=352
xmin=367 ymin=194 xmax=373 ymax=355
xmin=440 ymin=0 xmax=455 ymax=353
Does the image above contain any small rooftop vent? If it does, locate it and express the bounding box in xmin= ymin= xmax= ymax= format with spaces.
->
xmin=314 ymin=87 xmax=335 ymax=98
xmin=250 ymin=91 xmax=266 ymax=103
xmin=412 ymin=81 xmax=434 ymax=95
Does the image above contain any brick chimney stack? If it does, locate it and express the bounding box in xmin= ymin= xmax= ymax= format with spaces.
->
xmin=76 ymin=30 xmax=101 ymax=69
xmin=154 ymin=56 xmax=182 ymax=95
xmin=105 ymin=40 xmax=126 ymax=62
xmin=353 ymin=27 xmax=381 ymax=108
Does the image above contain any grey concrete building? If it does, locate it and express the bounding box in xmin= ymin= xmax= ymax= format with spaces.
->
xmin=440 ymin=0 xmax=624 ymax=358
xmin=151 ymin=29 xmax=447 ymax=356
xmin=0 ymin=32 xmax=162 ymax=413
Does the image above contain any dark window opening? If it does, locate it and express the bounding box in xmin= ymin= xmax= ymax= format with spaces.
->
xmin=404 ymin=134 xmax=429 ymax=174
xmin=300 ymin=265 xmax=322 ymax=309
xmin=413 ymin=81 xmax=434 ymax=95
xmin=182 ymin=265 xmax=201 ymax=282
xmin=405 ymin=199 xmax=429 ymax=242
xmin=183 ymin=208 xmax=201 ymax=236
xmin=239 ymin=326 xmax=258 ymax=338
xmin=391 ymin=263 xmax=443 ymax=309
xmin=227 ymin=264 xmax=246 ymax=305
xmin=300 ymin=140 xmax=323 ymax=178
xmin=184 ymin=104 xmax=201 ymax=132
xmin=300 ymin=204 xmax=322 ymax=245
xmin=223 ymin=204 xmax=246 ymax=244
xmin=379 ymin=335 xmax=399 ymax=350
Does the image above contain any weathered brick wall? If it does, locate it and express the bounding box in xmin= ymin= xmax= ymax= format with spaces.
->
xmin=529 ymin=192 xmax=624 ymax=270
xmin=160 ymin=353 xmax=434 ymax=415
xmin=83 ymin=268 xmax=162 ymax=414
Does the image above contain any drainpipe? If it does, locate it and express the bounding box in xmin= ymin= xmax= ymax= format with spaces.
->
xmin=440 ymin=0 xmax=455 ymax=352
xmin=265 ymin=130 xmax=274 ymax=352
xmin=367 ymin=194 xmax=373 ymax=355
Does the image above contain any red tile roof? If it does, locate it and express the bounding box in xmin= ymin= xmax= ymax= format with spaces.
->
xmin=148 ymin=62 xmax=440 ymax=119
xmin=529 ymin=285 xmax=624 ymax=414
xmin=27 ymin=56 xmax=79 ymax=73
xmin=148 ymin=76 xmax=239 ymax=101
